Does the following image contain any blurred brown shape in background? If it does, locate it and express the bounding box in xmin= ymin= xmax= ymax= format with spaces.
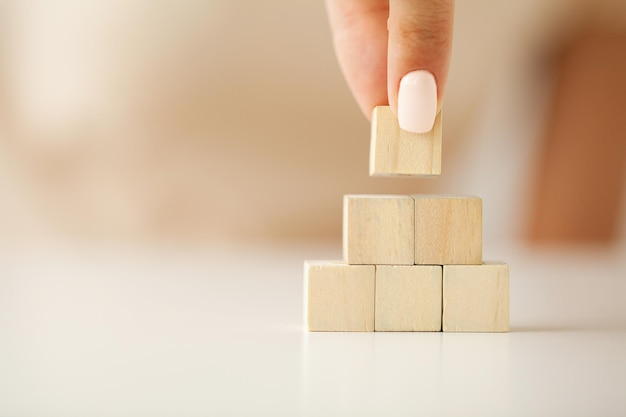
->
xmin=528 ymin=28 xmax=626 ymax=243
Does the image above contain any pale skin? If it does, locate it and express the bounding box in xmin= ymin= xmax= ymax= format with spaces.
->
xmin=325 ymin=0 xmax=455 ymax=119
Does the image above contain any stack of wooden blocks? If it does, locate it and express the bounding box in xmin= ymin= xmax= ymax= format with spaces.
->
xmin=304 ymin=106 xmax=509 ymax=332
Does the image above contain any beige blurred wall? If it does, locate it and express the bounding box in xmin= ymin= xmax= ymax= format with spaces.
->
xmin=0 ymin=0 xmax=624 ymax=243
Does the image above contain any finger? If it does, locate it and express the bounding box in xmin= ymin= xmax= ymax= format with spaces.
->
xmin=326 ymin=0 xmax=389 ymax=119
xmin=388 ymin=0 xmax=454 ymax=132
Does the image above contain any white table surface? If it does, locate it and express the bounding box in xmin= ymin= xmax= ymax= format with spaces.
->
xmin=1 ymin=240 xmax=625 ymax=416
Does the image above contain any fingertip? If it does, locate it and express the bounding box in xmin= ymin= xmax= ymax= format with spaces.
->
xmin=387 ymin=0 xmax=454 ymax=125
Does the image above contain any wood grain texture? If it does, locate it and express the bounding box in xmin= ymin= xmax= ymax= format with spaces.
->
xmin=375 ymin=265 xmax=442 ymax=332
xmin=304 ymin=261 xmax=375 ymax=332
xmin=443 ymin=263 xmax=510 ymax=332
xmin=343 ymin=195 xmax=414 ymax=265
xmin=370 ymin=106 xmax=442 ymax=177
xmin=414 ymin=195 xmax=482 ymax=265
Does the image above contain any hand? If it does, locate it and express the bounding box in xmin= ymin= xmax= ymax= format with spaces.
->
xmin=326 ymin=0 xmax=454 ymax=133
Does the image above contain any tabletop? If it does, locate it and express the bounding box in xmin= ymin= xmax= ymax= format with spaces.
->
xmin=1 ymin=240 xmax=625 ymax=416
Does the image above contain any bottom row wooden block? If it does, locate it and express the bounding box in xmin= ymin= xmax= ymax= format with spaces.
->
xmin=375 ymin=265 xmax=442 ymax=331
xmin=304 ymin=261 xmax=509 ymax=332
xmin=443 ymin=263 xmax=510 ymax=332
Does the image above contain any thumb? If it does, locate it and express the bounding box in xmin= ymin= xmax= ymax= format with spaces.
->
xmin=387 ymin=0 xmax=454 ymax=133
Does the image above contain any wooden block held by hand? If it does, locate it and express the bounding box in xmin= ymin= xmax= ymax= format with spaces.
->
xmin=375 ymin=265 xmax=442 ymax=332
xmin=370 ymin=106 xmax=442 ymax=177
xmin=443 ymin=263 xmax=510 ymax=332
xmin=414 ymin=195 xmax=482 ymax=265
xmin=343 ymin=195 xmax=414 ymax=265
xmin=304 ymin=261 xmax=375 ymax=332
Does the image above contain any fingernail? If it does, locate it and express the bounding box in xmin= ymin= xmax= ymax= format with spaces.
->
xmin=398 ymin=70 xmax=437 ymax=133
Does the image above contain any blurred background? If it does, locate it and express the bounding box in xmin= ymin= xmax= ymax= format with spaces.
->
xmin=0 ymin=0 xmax=624 ymax=246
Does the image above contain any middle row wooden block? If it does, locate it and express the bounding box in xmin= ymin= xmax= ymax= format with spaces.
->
xmin=343 ymin=195 xmax=483 ymax=265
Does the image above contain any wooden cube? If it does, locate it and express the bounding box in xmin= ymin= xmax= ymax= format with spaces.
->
xmin=370 ymin=106 xmax=442 ymax=177
xmin=343 ymin=195 xmax=414 ymax=265
xmin=304 ymin=261 xmax=375 ymax=332
xmin=442 ymin=263 xmax=510 ymax=332
xmin=414 ymin=195 xmax=482 ymax=265
xmin=375 ymin=265 xmax=442 ymax=332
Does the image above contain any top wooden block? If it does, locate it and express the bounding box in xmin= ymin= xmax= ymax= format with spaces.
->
xmin=370 ymin=106 xmax=442 ymax=177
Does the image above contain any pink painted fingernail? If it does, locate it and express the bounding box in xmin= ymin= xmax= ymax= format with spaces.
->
xmin=398 ymin=70 xmax=437 ymax=133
